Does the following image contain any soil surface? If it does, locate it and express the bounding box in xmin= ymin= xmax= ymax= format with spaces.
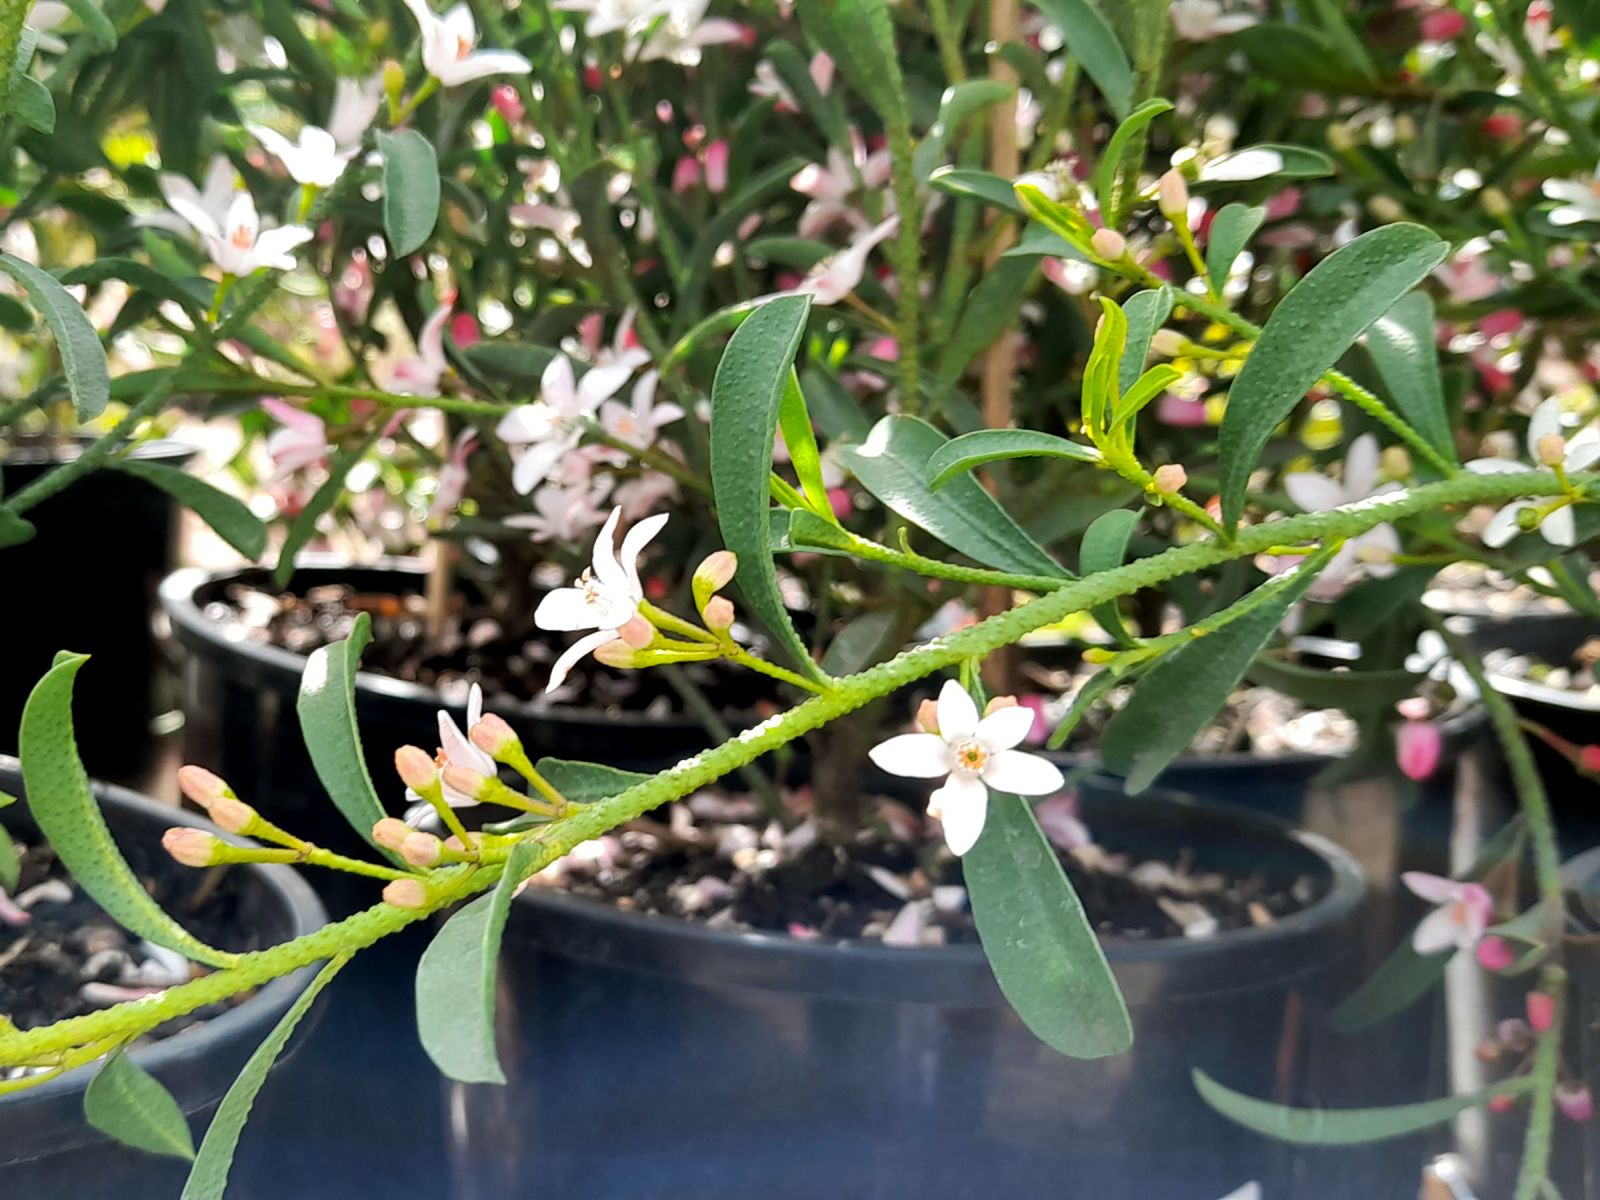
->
xmin=1425 ymin=562 xmax=1589 ymax=619
xmin=0 ymin=823 xmax=262 ymax=1075
xmin=530 ymin=789 xmax=1324 ymax=946
xmin=204 ymin=576 xmax=785 ymax=716
xmin=1486 ymin=637 xmax=1600 ymax=702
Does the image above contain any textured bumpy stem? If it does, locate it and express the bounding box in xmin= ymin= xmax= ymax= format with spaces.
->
xmin=0 ymin=0 xmax=29 ymax=113
xmin=0 ymin=468 xmax=1577 ymax=1065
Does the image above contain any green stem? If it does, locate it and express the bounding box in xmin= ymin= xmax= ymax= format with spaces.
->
xmin=885 ymin=101 xmax=922 ymax=406
xmin=0 ymin=0 xmax=30 ymax=114
xmin=723 ymin=645 xmax=828 ymax=694
xmin=803 ymin=527 xmax=1072 ymax=593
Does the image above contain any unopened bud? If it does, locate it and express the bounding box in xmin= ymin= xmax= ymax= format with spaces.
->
xmin=373 ymin=818 xmax=412 ymax=851
xmin=163 ymin=828 xmax=224 ymax=868
xmin=916 ymin=698 xmax=941 ymax=734
xmin=177 ymin=765 xmax=233 ymax=811
xmin=984 ymin=696 xmax=1019 ymax=716
xmin=1481 ymin=187 xmax=1511 ymax=218
xmin=1488 ymin=1094 xmax=1516 ymax=1115
xmin=400 ymin=831 xmax=444 ymax=868
xmin=1557 ymin=1083 xmax=1595 ymax=1123
xmin=209 ymin=797 xmax=258 ymax=836
xmin=441 ymin=764 xmax=491 ymax=802
xmin=1477 ymin=935 xmax=1516 ymax=971
xmin=366 ymin=19 xmax=390 ymax=49
xmin=1498 ymin=1018 xmax=1533 ymax=1051
xmin=395 ymin=745 xmax=440 ymax=792
xmin=1150 ymin=329 xmax=1187 ymax=357
xmin=693 ymin=551 xmax=738 ymax=611
xmin=1379 ymin=446 xmax=1411 ymax=478
xmin=703 ymin=595 xmax=735 ymax=632
xmin=594 ymin=640 xmax=643 ymax=669
xmin=1152 ymin=463 xmax=1188 ymax=494
xmin=1326 ymin=122 xmax=1357 ymax=153
xmin=1537 ymin=433 xmax=1567 ymax=467
xmin=470 ymin=713 xmax=519 ymax=758
xmin=1475 ymin=1039 xmax=1502 ymax=1063
xmin=1368 ymin=195 xmax=1407 ymax=224
xmin=382 ymin=60 xmax=406 ymax=107
xmin=383 ymin=878 xmax=429 ymax=909
xmin=1516 ymin=507 xmax=1543 ymax=532
xmin=1579 ymin=744 xmax=1600 ymax=776
xmin=1527 ymin=991 xmax=1556 ymax=1033
xmin=618 ymin=613 xmax=655 ymax=649
xmin=1089 ymin=228 xmax=1127 ymax=261
xmin=1157 ymin=170 xmax=1189 ymax=221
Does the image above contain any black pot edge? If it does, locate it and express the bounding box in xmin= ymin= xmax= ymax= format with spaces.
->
xmin=0 ymin=755 xmax=328 ymax=1122
xmin=2 ymin=437 xmax=198 ymax=470
xmin=1456 ymin=610 xmax=1600 ymax=715
xmin=159 ymin=560 xmax=721 ymax=735
xmin=507 ymin=787 xmax=1368 ymax=1004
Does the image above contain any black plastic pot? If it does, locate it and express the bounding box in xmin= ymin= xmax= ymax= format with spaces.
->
xmin=160 ymin=561 xmax=766 ymax=857
xmin=2 ymin=439 xmax=194 ymax=782
xmin=0 ymin=759 xmax=326 ymax=1199
xmin=447 ymin=781 xmax=1368 ymax=1200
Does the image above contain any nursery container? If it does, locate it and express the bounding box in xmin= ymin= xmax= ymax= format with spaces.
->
xmin=2 ymin=438 xmax=193 ymax=781
xmin=0 ymin=759 xmax=326 ymax=1200
xmin=446 ymin=781 xmax=1378 ymax=1200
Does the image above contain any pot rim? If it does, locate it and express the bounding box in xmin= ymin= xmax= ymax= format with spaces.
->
xmin=1460 ymin=609 xmax=1600 ymax=714
xmin=159 ymin=560 xmax=728 ymax=733
xmin=0 ymin=756 xmax=327 ymax=1116
xmin=1 ymin=436 xmax=196 ymax=469
xmin=510 ymin=784 xmax=1366 ymax=975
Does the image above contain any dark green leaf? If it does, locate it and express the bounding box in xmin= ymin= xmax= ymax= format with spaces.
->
xmin=795 ymin=0 xmax=908 ymax=128
xmin=1001 ymin=225 xmax=1088 ymax=261
xmin=800 ymin=367 xmax=871 ymax=442
xmin=928 ymin=167 xmax=1023 ymax=215
xmin=85 ymin=1050 xmax=195 ymax=1161
xmin=0 ymin=253 xmax=109 ymax=421
xmin=1204 ymin=204 xmax=1266 ymax=287
xmin=296 ymin=613 xmax=397 ymax=857
xmin=60 ymin=0 xmax=117 ymax=49
xmin=966 ymin=791 xmax=1131 ymax=1057
xmin=457 ymin=340 xmax=556 ymax=387
xmin=935 ymin=256 xmax=1039 ymax=392
xmin=181 ymin=957 xmax=345 ymax=1200
xmin=1365 ymin=291 xmax=1457 ymax=467
xmin=914 ymin=79 xmax=1015 ymax=181
xmin=1194 ymin=1068 xmax=1517 ymax=1145
xmin=820 ymin=610 xmax=900 ymax=675
xmin=1091 ymin=99 xmax=1173 ymax=213
xmin=926 ymin=428 xmax=1101 ymax=490
xmin=710 ymin=295 xmax=829 ymax=683
xmin=1118 ymin=287 xmax=1173 ymax=395
xmin=13 ymin=74 xmax=53 ymax=133
xmin=377 ymin=130 xmax=440 ymax=257
xmin=0 ymin=823 xmax=17 ymax=893
xmin=1029 ymin=0 xmax=1132 ymax=116
xmin=534 ymin=758 xmax=651 ymax=804
xmin=842 ymin=416 xmax=1068 ymax=578
xmin=761 ymin=39 xmax=850 ymax=149
xmin=1079 ymin=508 xmax=1139 ymax=647
xmin=1245 ymin=657 xmax=1420 ymax=712
xmin=60 ymin=258 xmax=207 ymax=320
xmin=416 ymin=840 xmax=538 ymax=1084
xmin=1217 ymin=224 xmax=1447 ymax=527
xmin=20 ymin=654 xmax=237 ymax=967
xmin=109 ymin=460 xmax=267 ymax=560
xmin=681 ymin=156 xmax=806 ymax=323
xmin=1234 ymin=22 xmax=1382 ymax=94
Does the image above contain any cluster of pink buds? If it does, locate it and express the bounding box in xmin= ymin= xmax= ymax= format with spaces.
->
xmin=1477 ymin=1000 xmax=1592 ymax=1122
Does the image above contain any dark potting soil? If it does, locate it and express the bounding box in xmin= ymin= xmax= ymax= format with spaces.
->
xmin=207 ymin=579 xmax=785 ymax=715
xmin=531 ymin=791 xmax=1322 ymax=946
xmin=0 ymin=828 xmax=261 ymax=1063
xmin=1485 ymin=637 xmax=1600 ymax=703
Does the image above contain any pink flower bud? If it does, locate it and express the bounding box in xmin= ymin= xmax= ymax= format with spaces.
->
xmin=704 ymin=139 xmax=730 ymax=195
xmin=395 ymin=745 xmax=440 ymax=792
xmin=1477 ymin=935 xmax=1516 ymax=971
xmin=915 ymin=698 xmax=941 ymax=735
xmin=618 ymin=613 xmax=655 ymax=649
xmin=694 ymin=550 xmax=739 ymax=595
xmin=163 ymin=828 xmax=222 ymax=868
xmin=1420 ymin=8 xmax=1467 ymax=40
xmin=1089 ymin=228 xmax=1127 ymax=261
xmin=209 ymin=797 xmax=257 ymax=835
xmin=373 ymin=817 xmax=412 ymax=851
xmin=383 ymin=879 xmax=429 ymax=909
xmin=490 ymin=84 xmax=524 ymax=124
xmin=1536 ymin=433 xmax=1567 ymax=467
xmin=1527 ymin=991 xmax=1556 ymax=1033
xmin=1157 ymin=393 xmax=1208 ymax=427
xmin=1557 ymin=1083 xmax=1594 ymax=1123
xmin=672 ymin=156 xmax=701 ymax=195
xmin=177 ymin=765 xmax=232 ymax=811
xmin=1581 ymin=745 xmax=1600 ymax=775
xmin=1498 ymin=1018 xmax=1533 ymax=1050
xmin=984 ymin=695 xmax=1019 ymax=716
xmin=1152 ymin=463 xmax=1188 ymax=494
xmin=1157 ymin=169 xmax=1189 ymax=221
xmin=441 ymin=764 xmax=489 ymax=802
xmin=1488 ymin=1094 xmax=1516 ymax=1114
xmin=1396 ymin=719 xmax=1443 ymax=782
xmin=469 ymin=713 xmax=518 ymax=758
xmin=655 ymin=100 xmax=673 ymax=122
xmin=450 ymin=312 xmax=481 ymax=348
xmin=400 ymin=831 xmax=444 ymax=868
xmin=703 ymin=596 xmax=735 ymax=632
xmin=594 ymin=640 xmax=641 ymax=669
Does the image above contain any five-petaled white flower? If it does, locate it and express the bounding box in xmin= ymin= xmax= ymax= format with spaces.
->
xmin=869 ymin=680 xmax=1066 ymax=856
xmin=403 ymin=0 xmax=532 ymax=87
xmin=1401 ymin=871 xmax=1493 ymax=956
xmin=1276 ymin=433 xmax=1400 ymax=599
xmin=535 ymin=506 xmax=667 ymax=692
xmin=1544 ymin=169 xmax=1600 ymax=228
xmin=1467 ymin=398 xmax=1600 ymax=547
xmin=405 ymin=683 xmax=498 ymax=825
xmin=496 ymin=353 xmax=634 ymax=494
xmin=250 ymin=124 xmax=360 ymax=190
xmin=167 ymin=189 xmax=313 ymax=277
xmin=792 ymin=215 xmax=899 ymax=306
xmin=1168 ymin=0 xmax=1258 ymax=41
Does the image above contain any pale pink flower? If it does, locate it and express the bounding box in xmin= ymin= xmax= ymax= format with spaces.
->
xmin=497 ymin=354 xmax=633 ymax=494
xmin=790 ymin=129 xmax=893 ymax=238
xmin=388 ymin=298 xmax=453 ymax=396
xmin=598 ymin=372 xmax=683 ymax=449
xmin=613 ymin=471 xmax=678 ymax=521
xmin=261 ymin=398 xmax=328 ymax=482
xmin=704 ymin=139 xmax=730 ymax=194
xmin=1401 ymin=871 xmax=1493 ymax=955
xmin=505 ymin=479 xmax=612 ymax=543
xmin=1434 ymin=238 xmax=1503 ymax=304
xmin=402 ymin=0 xmax=531 ymax=87
xmin=1557 ymin=1085 xmax=1594 ymax=1123
xmin=405 ymin=683 xmax=497 ymax=824
xmin=1157 ymin=393 xmax=1208 ymax=427
xmin=749 ymin=50 xmax=833 ymax=112
xmin=167 ymin=190 xmax=312 ymax=277
xmin=633 ymin=0 xmax=743 ymax=65
xmin=792 ymin=215 xmax=899 ymax=306
xmin=579 ymin=308 xmax=652 ymax=374
xmin=1034 ymin=792 xmax=1092 ymax=850
xmin=429 ymin=429 xmax=477 ymax=519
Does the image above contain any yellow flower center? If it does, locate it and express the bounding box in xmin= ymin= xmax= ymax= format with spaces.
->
xmin=952 ymin=739 xmax=988 ymax=774
xmin=456 ymin=34 xmax=473 ymax=60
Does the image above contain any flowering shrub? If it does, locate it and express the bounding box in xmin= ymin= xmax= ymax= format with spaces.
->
xmin=3 ymin=0 xmax=1600 ymax=1195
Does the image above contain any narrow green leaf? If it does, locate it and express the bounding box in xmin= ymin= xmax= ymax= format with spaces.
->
xmin=296 ymin=613 xmax=396 ymax=856
xmin=1204 ymin=203 xmax=1266 ymax=287
xmin=680 ymin=156 xmax=807 ymax=323
xmin=935 ymin=256 xmax=1040 ymax=393
xmin=274 ymin=434 xmax=373 ymax=586
xmin=710 ymin=294 xmax=829 ymax=683
xmin=928 ymin=166 xmax=1023 ymax=215
xmin=1002 ymin=225 xmax=1089 ymax=261
xmin=820 ymin=610 xmax=900 ymax=675
xmin=19 ymin=655 xmax=237 ymax=967
xmin=0 ymin=253 xmax=109 ymax=421
xmin=457 ymin=340 xmax=557 ymax=387
xmin=1118 ymin=287 xmax=1173 ymax=394
xmin=1217 ymin=224 xmax=1447 ymax=527
xmin=800 ymin=366 xmax=872 ymax=442
xmin=1079 ymin=508 xmax=1139 ymax=647
xmin=1029 ymin=0 xmax=1133 ymax=116
xmin=1245 ymin=656 xmax=1420 ymax=712
xmin=376 ymin=129 xmax=440 ymax=257
xmin=966 ymin=792 xmax=1132 ymax=1058
xmin=13 ymin=74 xmax=53 ymax=133
xmin=59 ymin=0 xmax=117 ymax=49
xmin=1100 ymin=550 xmax=1335 ymax=792
xmin=778 ymin=370 xmax=832 ymax=517
xmin=794 ymin=0 xmax=908 ymax=128
xmin=534 ymin=758 xmax=651 ymax=804
xmin=109 ymin=460 xmax=267 ymax=560
xmin=181 ymin=957 xmax=345 ymax=1200
xmin=60 ymin=258 xmax=207 ymax=320
xmin=926 ymin=429 xmax=1101 ymax=491
xmin=1198 ymin=144 xmax=1336 ymax=186
xmin=0 ymin=511 xmax=37 ymax=548
xmin=1366 ymin=290 xmax=1458 ymax=467
xmin=1194 ymin=1068 xmax=1518 ymax=1146
xmin=85 ymin=1050 xmax=196 ymax=1161
xmin=0 ymin=823 xmax=18 ymax=893
xmin=1091 ymin=98 xmax=1173 ymax=213
xmin=914 ymin=79 xmax=1015 ymax=182
xmin=416 ymin=841 xmax=538 ymax=1084
xmin=1045 ymin=669 xmax=1116 ymax=750
xmin=842 ymin=416 xmax=1069 ymax=578
xmin=761 ymin=40 xmax=850 ymax=150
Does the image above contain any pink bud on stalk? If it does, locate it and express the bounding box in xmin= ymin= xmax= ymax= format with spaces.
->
xmin=703 ymin=596 xmax=735 ymax=633
xmin=594 ymin=640 xmax=642 ymax=669
xmin=1089 ymin=228 xmax=1126 ymax=261
xmin=693 ymin=551 xmax=739 ymax=613
xmin=1151 ymin=464 xmax=1188 ymax=494
xmin=441 ymin=765 xmax=492 ymax=803
xmin=400 ymin=831 xmax=444 ymax=868
xmin=469 ymin=713 xmax=519 ymax=759
xmin=1557 ymin=1084 xmax=1595 ymax=1123
xmin=1488 ymin=1094 xmax=1516 ymax=1115
xmin=177 ymin=765 xmax=233 ymax=811
xmin=1476 ymin=935 xmax=1516 ymax=971
xmin=1527 ymin=991 xmax=1556 ymax=1034
xmin=1395 ymin=719 xmax=1443 ymax=782
xmin=162 ymin=828 xmax=224 ymax=868
xmin=1157 ymin=169 xmax=1189 ymax=222
xmin=915 ymin=698 xmax=941 ymax=735
xmin=395 ymin=745 xmax=440 ymax=792
xmin=618 ymin=614 xmax=655 ymax=650
xmin=209 ymin=797 xmax=259 ymax=836
xmin=383 ymin=879 xmax=429 ymax=909
xmin=984 ymin=696 xmax=1019 ymax=716
xmin=373 ymin=818 xmax=412 ymax=851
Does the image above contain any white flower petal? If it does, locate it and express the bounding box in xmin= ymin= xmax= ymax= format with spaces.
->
xmin=934 ymin=679 xmax=979 ymax=740
xmin=1344 ymin=433 xmax=1380 ymax=498
xmin=973 ymin=705 xmax=1037 ymax=752
xmin=981 ymin=750 xmax=1065 ymax=796
xmin=1481 ymin=502 xmax=1526 ymax=548
xmin=1283 ymin=472 xmax=1346 ymax=513
xmin=869 ymin=733 xmax=952 ymax=779
xmin=535 ymin=586 xmax=601 ymax=632
xmin=546 ymin=629 xmax=617 ymax=693
xmin=1400 ymin=870 xmax=1457 ymax=904
xmin=1410 ymin=905 xmax=1463 ymax=956
xmin=1566 ymin=425 xmax=1600 ymax=471
xmin=617 ymin=511 xmax=668 ymax=596
xmin=933 ymin=774 xmax=989 ymax=857
xmin=1464 ymin=457 xmax=1524 ymax=475
xmin=1528 ymin=398 xmax=1563 ymax=456
xmin=1541 ymin=504 xmax=1576 ymax=547
xmin=589 ymin=507 xmax=628 ymax=594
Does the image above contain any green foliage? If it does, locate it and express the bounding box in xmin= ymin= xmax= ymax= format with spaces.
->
xmin=377 ymin=130 xmax=442 ymax=257
xmin=1204 ymin=204 xmax=1266 ymax=288
xmin=1365 ymin=291 xmax=1458 ymax=468
xmin=1078 ymin=508 xmax=1140 ymax=647
xmin=1092 ymin=99 xmax=1173 ymax=213
xmin=0 ymin=253 xmax=109 ymax=421
xmin=109 ymin=460 xmax=267 ymax=559
xmin=84 ymin=1050 xmax=196 ymax=1161
xmin=794 ymin=0 xmax=908 ymax=127
xmin=1028 ymin=0 xmax=1132 ymax=116
xmin=926 ymin=429 xmax=1102 ymax=490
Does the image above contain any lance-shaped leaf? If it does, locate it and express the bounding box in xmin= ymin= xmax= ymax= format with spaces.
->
xmin=109 ymin=460 xmax=267 ymax=560
xmin=296 ymin=613 xmax=396 ymax=857
xmin=1100 ymin=548 xmax=1335 ymax=792
xmin=1028 ymin=0 xmax=1132 ymax=116
xmin=416 ymin=841 xmax=540 ymax=1083
xmin=1217 ymin=225 xmax=1447 ymax=527
xmin=1091 ymin=99 xmax=1173 ymax=214
xmin=934 ymin=256 xmax=1040 ymax=394
xmin=711 ymin=295 xmax=829 ymax=682
xmin=1365 ymin=290 xmax=1457 ymax=468
xmin=20 ymin=654 xmax=237 ymax=967
xmin=914 ymin=79 xmax=1015 ymax=182
xmin=966 ymin=792 xmax=1132 ymax=1058
xmin=1244 ymin=656 xmax=1420 ymax=712
xmin=794 ymin=0 xmax=906 ymax=126
xmin=14 ymin=74 xmax=53 ymax=132
xmin=1204 ymin=204 xmax=1266 ymax=287
xmin=1194 ymin=1069 xmax=1524 ymax=1146
xmin=84 ymin=1050 xmax=196 ymax=1161
xmin=534 ymin=759 xmax=650 ymax=804
xmin=927 ymin=429 xmax=1102 ymax=490
xmin=928 ymin=166 xmax=1023 ymax=214
xmin=1079 ymin=509 xmax=1140 ymax=647
xmin=376 ymin=129 xmax=440 ymax=257
xmin=841 ymin=416 xmax=1068 ymax=579
xmin=0 ymin=253 xmax=108 ymax=421
xmin=181 ymin=957 xmax=346 ymax=1200
xmin=1118 ymin=287 xmax=1173 ymax=394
